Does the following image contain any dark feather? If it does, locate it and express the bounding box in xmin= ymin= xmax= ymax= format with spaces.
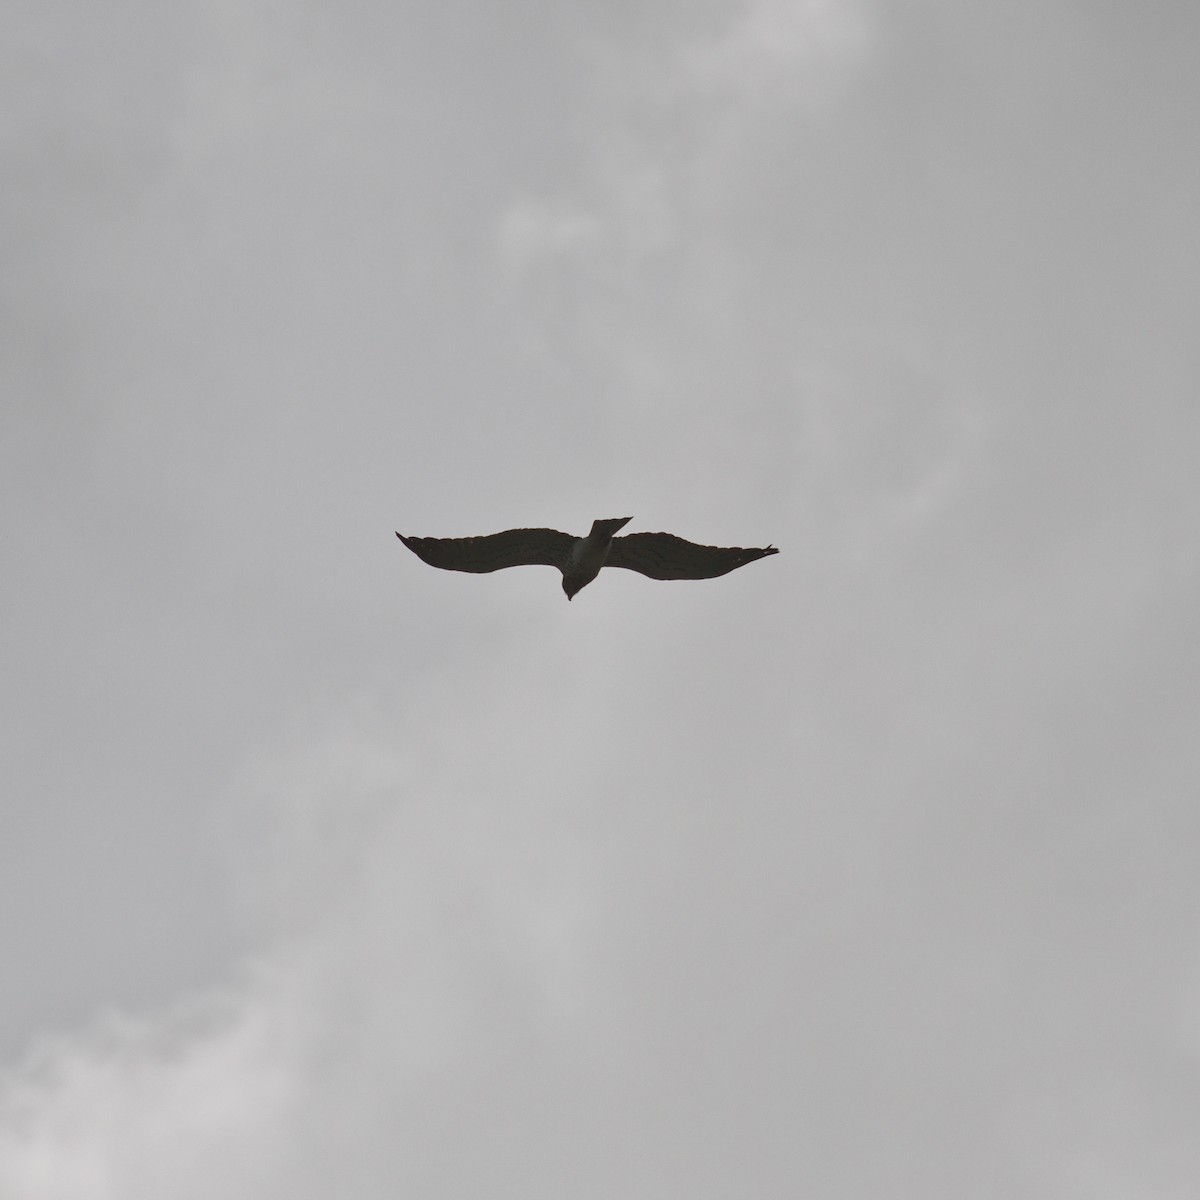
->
xmin=395 ymin=528 xmax=574 ymax=574
xmin=606 ymin=532 xmax=779 ymax=581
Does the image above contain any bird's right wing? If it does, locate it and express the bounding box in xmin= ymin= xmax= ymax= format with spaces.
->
xmin=606 ymin=532 xmax=779 ymax=580
xmin=396 ymin=528 xmax=575 ymax=574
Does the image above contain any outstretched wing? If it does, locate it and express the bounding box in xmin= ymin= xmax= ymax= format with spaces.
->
xmin=396 ymin=528 xmax=574 ymax=574
xmin=606 ymin=532 xmax=778 ymax=581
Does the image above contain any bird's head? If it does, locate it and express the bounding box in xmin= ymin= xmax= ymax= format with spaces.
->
xmin=562 ymin=577 xmax=577 ymax=601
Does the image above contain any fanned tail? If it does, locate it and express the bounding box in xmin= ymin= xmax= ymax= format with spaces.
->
xmin=589 ymin=516 xmax=633 ymax=540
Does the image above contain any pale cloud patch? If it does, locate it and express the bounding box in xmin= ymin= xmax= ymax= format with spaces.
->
xmin=495 ymin=197 xmax=607 ymax=352
xmin=167 ymin=0 xmax=378 ymax=169
xmin=497 ymin=199 xmax=606 ymax=277
xmin=218 ymin=666 xmax=606 ymax=1040
xmin=496 ymin=166 xmax=675 ymax=356
xmin=0 ymin=978 xmax=299 ymax=1200
xmin=678 ymin=0 xmax=874 ymax=108
xmin=0 ymin=647 xmax=608 ymax=1198
xmin=495 ymin=0 xmax=873 ymax=276
xmin=793 ymin=336 xmax=989 ymax=561
xmin=218 ymin=713 xmax=413 ymax=937
xmin=0 ymin=798 xmax=600 ymax=1198
xmin=491 ymin=0 xmax=879 ymax=485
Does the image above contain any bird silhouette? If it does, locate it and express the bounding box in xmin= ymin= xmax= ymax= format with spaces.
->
xmin=396 ymin=518 xmax=778 ymax=600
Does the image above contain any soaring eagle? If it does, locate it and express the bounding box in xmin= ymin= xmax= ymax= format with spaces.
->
xmin=396 ymin=518 xmax=778 ymax=600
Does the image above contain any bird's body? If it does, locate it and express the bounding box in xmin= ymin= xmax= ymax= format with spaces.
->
xmin=560 ymin=516 xmax=632 ymax=597
xmin=396 ymin=517 xmax=778 ymax=600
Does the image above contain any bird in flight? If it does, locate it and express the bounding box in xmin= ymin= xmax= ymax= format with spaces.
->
xmin=396 ymin=517 xmax=778 ymax=600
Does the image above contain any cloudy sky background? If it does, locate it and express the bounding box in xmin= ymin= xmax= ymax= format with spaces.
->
xmin=3 ymin=0 xmax=1200 ymax=1195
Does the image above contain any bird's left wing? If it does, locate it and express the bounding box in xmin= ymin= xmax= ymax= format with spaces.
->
xmin=396 ymin=528 xmax=575 ymax=574
xmin=606 ymin=532 xmax=778 ymax=580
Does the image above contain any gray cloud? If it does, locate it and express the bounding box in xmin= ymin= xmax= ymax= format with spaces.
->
xmin=3 ymin=1 xmax=1199 ymax=1196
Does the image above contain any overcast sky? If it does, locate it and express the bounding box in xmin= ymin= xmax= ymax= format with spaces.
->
xmin=3 ymin=1 xmax=1200 ymax=1196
